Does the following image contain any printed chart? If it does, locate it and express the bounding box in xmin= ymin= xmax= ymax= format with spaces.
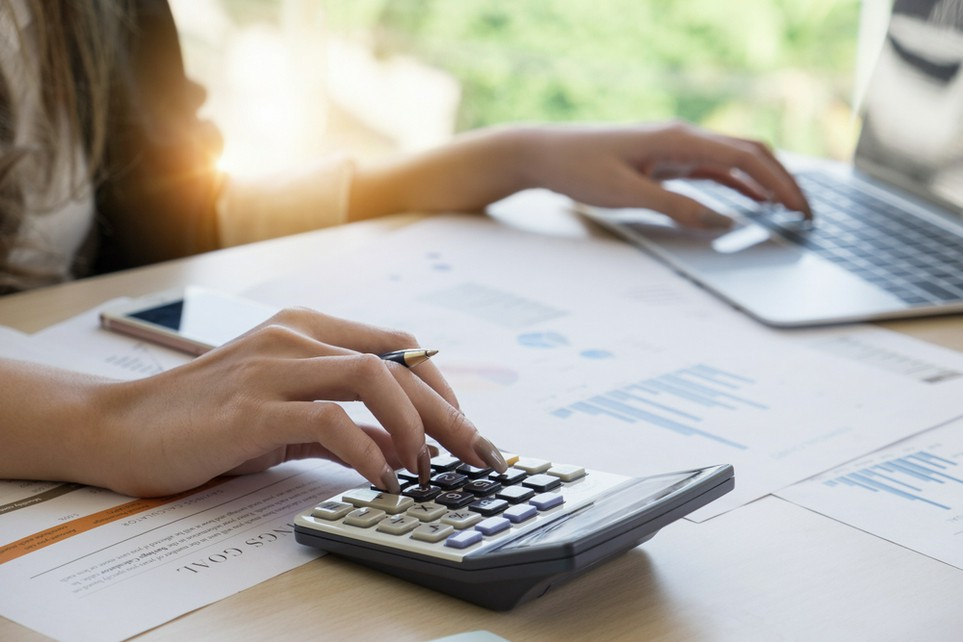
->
xmin=779 ymin=415 xmax=963 ymax=570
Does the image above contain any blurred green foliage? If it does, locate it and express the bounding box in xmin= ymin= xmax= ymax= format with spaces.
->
xmin=324 ymin=0 xmax=862 ymax=158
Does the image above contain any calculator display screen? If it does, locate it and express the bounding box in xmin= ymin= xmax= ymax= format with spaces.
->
xmin=491 ymin=469 xmax=704 ymax=552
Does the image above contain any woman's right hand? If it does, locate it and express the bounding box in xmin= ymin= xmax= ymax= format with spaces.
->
xmin=82 ymin=307 xmax=506 ymax=496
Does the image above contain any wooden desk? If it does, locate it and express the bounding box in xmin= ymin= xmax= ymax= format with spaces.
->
xmin=2 ymin=198 xmax=962 ymax=641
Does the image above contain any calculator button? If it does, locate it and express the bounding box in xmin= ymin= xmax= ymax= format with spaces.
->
xmin=504 ymin=503 xmax=537 ymax=524
xmin=370 ymin=480 xmax=414 ymax=493
xmin=406 ymin=502 xmax=447 ymax=522
xmin=490 ymin=468 xmax=527 ymax=486
xmin=430 ymin=455 xmax=461 ymax=472
xmin=496 ymin=485 xmax=535 ymax=504
xmin=310 ymin=501 xmax=353 ymax=521
xmin=441 ymin=510 xmax=483 ymax=529
xmin=343 ymin=507 xmax=386 ymax=528
xmin=432 ymin=471 xmax=469 ymax=489
xmin=530 ymin=493 xmax=565 ymax=511
xmin=411 ymin=523 xmax=454 ymax=543
xmin=402 ymin=485 xmax=442 ymax=502
xmin=463 ymin=479 xmax=502 ymax=496
xmin=396 ymin=469 xmax=419 ymax=483
xmin=456 ymin=463 xmax=493 ymax=479
xmin=468 ymin=497 xmax=509 ymax=517
xmin=435 ymin=491 xmax=475 ymax=509
xmin=475 ymin=517 xmax=510 ymax=536
xmin=342 ymin=489 xmax=414 ymax=515
xmin=547 ymin=464 xmax=586 ymax=482
xmin=376 ymin=515 xmax=420 ymax=535
xmin=445 ymin=530 xmax=483 ymax=549
xmin=500 ymin=452 xmax=520 ymax=467
xmin=522 ymin=474 xmax=562 ymax=493
xmin=514 ymin=457 xmax=552 ymax=474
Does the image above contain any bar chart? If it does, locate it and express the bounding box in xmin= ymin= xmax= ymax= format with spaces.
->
xmin=548 ymin=363 xmax=766 ymax=450
xmin=821 ymin=450 xmax=963 ymax=510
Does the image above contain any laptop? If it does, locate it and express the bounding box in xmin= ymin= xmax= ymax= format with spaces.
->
xmin=581 ymin=1 xmax=963 ymax=327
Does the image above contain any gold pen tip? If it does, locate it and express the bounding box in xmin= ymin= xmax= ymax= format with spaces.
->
xmin=425 ymin=349 xmax=438 ymax=357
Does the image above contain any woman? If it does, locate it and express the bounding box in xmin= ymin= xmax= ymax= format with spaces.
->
xmin=0 ymin=1 xmax=809 ymax=497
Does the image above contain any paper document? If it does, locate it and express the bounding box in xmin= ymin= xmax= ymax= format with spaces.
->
xmin=777 ymin=415 xmax=963 ymax=571
xmin=247 ymin=215 xmax=963 ymax=520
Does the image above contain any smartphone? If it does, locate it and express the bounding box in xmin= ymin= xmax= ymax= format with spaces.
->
xmin=99 ymin=287 xmax=279 ymax=355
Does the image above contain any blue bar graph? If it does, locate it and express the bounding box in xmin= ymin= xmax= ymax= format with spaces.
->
xmin=549 ymin=364 xmax=766 ymax=449
xmin=823 ymin=450 xmax=963 ymax=510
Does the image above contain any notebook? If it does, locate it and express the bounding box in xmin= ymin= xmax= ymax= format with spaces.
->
xmin=581 ymin=1 xmax=963 ymax=327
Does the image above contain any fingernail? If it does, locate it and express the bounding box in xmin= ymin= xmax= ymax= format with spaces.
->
xmin=427 ymin=443 xmax=440 ymax=458
xmin=417 ymin=445 xmax=432 ymax=488
xmin=472 ymin=435 xmax=508 ymax=473
xmin=699 ymin=209 xmax=733 ymax=230
xmin=380 ymin=466 xmax=401 ymax=495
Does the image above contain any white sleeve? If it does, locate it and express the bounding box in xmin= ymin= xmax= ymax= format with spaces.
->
xmin=215 ymin=154 xmax=354 ymax=248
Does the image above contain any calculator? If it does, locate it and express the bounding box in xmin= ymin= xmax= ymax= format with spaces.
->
xmin=294 ymin=454 xmax=734 ymax=611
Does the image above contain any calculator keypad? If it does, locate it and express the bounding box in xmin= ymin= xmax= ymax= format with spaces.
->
xmin=296 ymin=454 xmax=622 ymax=563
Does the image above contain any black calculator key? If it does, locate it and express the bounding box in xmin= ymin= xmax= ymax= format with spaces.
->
xmin=456 ymin=463 xmax=493 ymax=479
xmin=463 ymin=479 xmax=502 ymax=496
xmin=430 ymin=455 xmax=461 ymax=472
xmin=435 ymin=491 xmax=476 ymax=509
xmin=432 ymin=471 xmax=469 ymax=489
xmin=496 ymin=485 xmax=535 ymax=504
xmin=490 ymin=468 xmax=527 ymax=486
xmin=469 ymin=497 xmax=509 ymax=516
xmin=522 ymin=474 xmax=561 ymax=493
xmin=403 ymin=485 xmax=442 ymax=502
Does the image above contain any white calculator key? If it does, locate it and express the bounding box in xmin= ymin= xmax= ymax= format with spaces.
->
xmin=513 ymin=457 xmax=551 ymax=474
xmin=311 ymin=501 xmax=353 ymax=521
xmin=376 ymin=515 xmax=420 ymax=536
xmin=343 ymin=507 xmax=386 ymax=528
xmin=406 ymin=501 xmax=447 ymax=522
xmin=441 ymin=510 xmax=483 ymax=529
xmin=342 ymin=489 xmax=413 ymax=515
xmin=547 ymin=464 xmax=586 ymax=482
xmin=411 ymin=523 xmax=454 ymax=543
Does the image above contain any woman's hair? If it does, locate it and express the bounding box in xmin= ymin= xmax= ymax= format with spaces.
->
xmin=0 ymin=1 xmax=129 ymax=292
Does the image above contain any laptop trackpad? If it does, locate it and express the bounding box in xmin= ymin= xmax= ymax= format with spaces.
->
xmin=710 ymin=224 xmax=772 ymax=253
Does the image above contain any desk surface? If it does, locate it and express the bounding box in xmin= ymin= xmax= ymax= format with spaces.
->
xmin=2 ymin=197 xmax=962 ymax=641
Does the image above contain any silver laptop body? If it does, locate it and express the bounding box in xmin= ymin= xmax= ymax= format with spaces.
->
xmin=583 ymin=1 xmax=963 ymax=327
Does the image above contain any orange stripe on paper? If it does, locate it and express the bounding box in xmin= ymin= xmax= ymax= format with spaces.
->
xmin=0 ymin=478 xmax=230 ymax=565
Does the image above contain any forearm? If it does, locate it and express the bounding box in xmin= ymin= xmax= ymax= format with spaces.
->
xmin=0 ymin=360 xmax=115 ymax=486
xmin=347 ymin=125 xmax=542 ymax=220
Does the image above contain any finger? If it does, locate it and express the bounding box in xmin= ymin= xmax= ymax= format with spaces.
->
xmin=389 ymin=365 xmax=508 ymax=473
xmin=695 ymin=134 xmax=812 ymax=219
xmin=245 ymin=310 xmax=462 ymax=408
xmin=262 ymin=353 xmax=428 ymax=471
xmin=262 ymin=401 xmax=402 ymax=493
xmin=687 ymin=166 xmax=770 ymax=202
xmin=617 ymin=167 xmax=733 ymax=230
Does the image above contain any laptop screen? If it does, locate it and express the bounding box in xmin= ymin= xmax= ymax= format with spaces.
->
xmin=854 ymin=0 xmax=963 ymax=213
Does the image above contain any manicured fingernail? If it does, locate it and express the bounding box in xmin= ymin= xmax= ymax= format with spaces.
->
xmin=417 ymin=445 xmax=432 ymax=488
xmin=472 ymin=435 xmax=508 ymax=473
xmin=380 ymin=466 xmax=401 ymax=495
xmin=699 ymin=209 xmax=732 ymax=230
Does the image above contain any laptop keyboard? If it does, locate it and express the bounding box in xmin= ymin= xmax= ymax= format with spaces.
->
xmin=697 ymin=171 xmax=963 ymax=305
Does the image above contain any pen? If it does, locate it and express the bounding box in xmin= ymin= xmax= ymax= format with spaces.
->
xmin=378 ymin=348 xmax=438 ymax=368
